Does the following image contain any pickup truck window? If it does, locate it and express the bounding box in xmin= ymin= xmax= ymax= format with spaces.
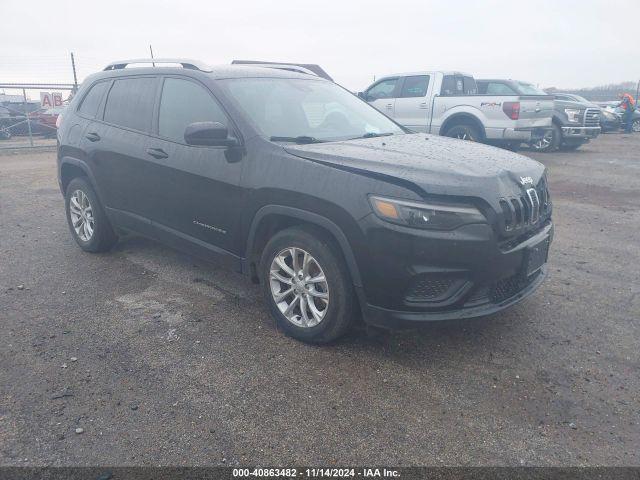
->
xmin=400 ymin=76 xmax=430 ymax=98
xmin=366 ymin=78 xmax=399 ymax=100
xmin=441 ymin=75 xmax=477 ymax=96
xmin=484 ymin=82 xmax=517 ymax=95
xmin=515 ymin=82 xmax=547 ymax=96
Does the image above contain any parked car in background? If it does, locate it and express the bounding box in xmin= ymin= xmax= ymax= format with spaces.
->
xmin=478 ymin=83 xmax=601 ymax=151
xmin=599 ymin=101 xmax=640 ymax=133
xmin=360 ymin=72 xmax=553 ymax=150
xmin=599 ymin=107 xmax=621 ymax=132
xmin=57 ymin=59 xmax=553 ymax=343
xmin=29 ymin=106 xmax=65 ymax=137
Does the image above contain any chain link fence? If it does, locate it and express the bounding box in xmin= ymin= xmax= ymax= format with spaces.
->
xmin=0 ymin=83 xmax=75 ymax=150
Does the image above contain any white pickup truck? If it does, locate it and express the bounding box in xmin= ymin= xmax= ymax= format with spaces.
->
xmin=360 ymin=71 xmax=553 ymax=149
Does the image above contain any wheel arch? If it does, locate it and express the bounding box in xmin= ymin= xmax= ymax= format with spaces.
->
xmin=244 ymin=205 xmax=363 ymax=289
xmin=59 ymin=157 xmax=97 ymax=195
xmin=439 ymin=113 xmax=486 ymax=140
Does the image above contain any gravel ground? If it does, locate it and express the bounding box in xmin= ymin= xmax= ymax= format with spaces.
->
xmin=0 ymin=133 xmax=638 ymax=466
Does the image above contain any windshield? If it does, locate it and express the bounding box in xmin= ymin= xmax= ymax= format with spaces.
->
xmin=220 ymin=78 xmax=405 ymax=142
xmin=571 ymin=94 xmax=590 ymax=103
xmin=516 ymin=82 xmax=547 ymax=95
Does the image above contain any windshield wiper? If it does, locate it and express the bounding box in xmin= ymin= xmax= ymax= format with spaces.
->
xmin=269 ymin=135 xmax=325 ymax=144
xmin=354 ymin=132 xmax=395 ymax=139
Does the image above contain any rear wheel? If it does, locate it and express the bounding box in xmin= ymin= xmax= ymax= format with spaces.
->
xmin=632 ymin=118 xmax=640 ymax=133
xmin=260 ymin=226 xmax=356 ymax=343
xmin=531 ymin=124 xmax=560 ymax=152
xmin=444 ymin=124 xmax=481 ymax=142
xmin=0 ymin=127 xmax=11 ymax=140
xmin=65 ymin=177 xmax=118 ymax=252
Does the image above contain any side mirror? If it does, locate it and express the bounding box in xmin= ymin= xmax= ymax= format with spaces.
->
xmin=357 ymin=91 xmax=368 ymax=101
xmin=184 ymin=121 xmax=238 ymax=147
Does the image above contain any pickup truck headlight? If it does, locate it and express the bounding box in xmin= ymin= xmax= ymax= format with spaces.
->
xmin=564 ymin=108 xmax=581 ymax=123
xmin=369 ymin=195 xmax=485 ymax=230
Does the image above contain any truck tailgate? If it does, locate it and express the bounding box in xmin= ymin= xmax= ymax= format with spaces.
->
xmin=516 ymin=95 xmax=554 ymax=128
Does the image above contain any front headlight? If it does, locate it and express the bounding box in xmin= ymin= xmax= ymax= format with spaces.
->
xmin=602 ymin=111 xmax=616 ymax=120
xmin=564 ymin=108 xmax=581 ymax=123
xmin=369 ymin=195 xmax=486 ymax=230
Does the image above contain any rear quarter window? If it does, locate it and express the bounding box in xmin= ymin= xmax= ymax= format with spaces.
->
xmin=77 ymin=81 xmax=109 ymax=118
xmin=103 ymin=77 xmax=157 ymax=132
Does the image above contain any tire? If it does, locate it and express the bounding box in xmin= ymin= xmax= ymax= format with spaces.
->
xmin=530 ymin=124 xmax=561 ymax=152
xmin=260 ymin=226 xmax=356 ymax=343
xmin=633 ymin=119 xmax=640 ymax=133
xmin=65 ymin=177 xmax=118 ymax=253
xmin=444 ymin=124 xmax=481 ymax=142
xmin=0 ymin=128 xmax=11 ymax=140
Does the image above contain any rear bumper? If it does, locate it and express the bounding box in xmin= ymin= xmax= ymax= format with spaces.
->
xmin=502 ymin=126 xmax=553 ymax=142
xmin=561 ymin=126 xmax=601 ymax=139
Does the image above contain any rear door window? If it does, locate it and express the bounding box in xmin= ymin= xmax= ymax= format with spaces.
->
xmin=78 ymin=81 xmax=109 ymax=118
xmin=441 ymin=75 xmax=458 ymax=96
xmin=400 ymin=75 xmax=430 ymax=98
xmin=103 ymin=77 xmax=157 ymax=132
xmin=157 ymin=78 xmax=229 ymax=144
xmin=366 ymin=78 xmax=399 ymax=100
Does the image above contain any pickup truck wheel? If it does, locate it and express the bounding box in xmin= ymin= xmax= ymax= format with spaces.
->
xmin=632 ymin=119 xmax=640 ymax=133
xmin=65 ymin=177 xmax=118 ymax=253
xmin=531 ymin=125 xmax=560 ymax=152
xmin=445 ymin=124 xmax=481 ymax=142
xmin=0 ymin=128 xmax=11 ymax=140
xmin=260 ymin=226 xmax=356 ymax=344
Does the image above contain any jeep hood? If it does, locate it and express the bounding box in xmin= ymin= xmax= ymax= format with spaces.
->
xmin=284 ymin=133 xmax=545 ymax=198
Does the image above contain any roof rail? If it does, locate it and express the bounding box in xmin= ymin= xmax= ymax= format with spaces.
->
xmin=231 ymin=60 xmax=333 ymax=82
xmin=103 ymin=58 xmax=212 ymax=72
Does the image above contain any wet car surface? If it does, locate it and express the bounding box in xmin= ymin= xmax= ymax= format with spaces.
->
xmin=1 ymin=133 xmax=639 ymax=465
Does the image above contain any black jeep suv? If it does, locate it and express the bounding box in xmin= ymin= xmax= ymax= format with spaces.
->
xmin=57 ymin=59 xmax=553 ymax=343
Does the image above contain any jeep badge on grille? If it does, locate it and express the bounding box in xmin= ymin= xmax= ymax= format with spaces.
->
xmin=520 ymin=176 xmax=534 ymax=186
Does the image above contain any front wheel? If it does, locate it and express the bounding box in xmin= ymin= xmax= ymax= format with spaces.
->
xmin=260 ymin=226 xmax=356 ymax=343
xmin=444 ymin=124 xmax=481 ymax=142
xmin=0 ymin=127 xmax=11 ymax=140
xmin=530 ymin=125 xmax=560 ymax=152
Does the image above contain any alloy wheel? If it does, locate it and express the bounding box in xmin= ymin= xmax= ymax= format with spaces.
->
xmin=269 ymin=247 xmax=329 ymax=328
xmin=69 ymin=189 xmax=95 ymax=242
xmin=633 ymin=119 xmax=640 ymax=133
xmin=532 ymin=131 xmax=553 ymax=151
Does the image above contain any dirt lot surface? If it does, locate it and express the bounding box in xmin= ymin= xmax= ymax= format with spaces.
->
xmin=1 ymin=133 xmax=638 ymax=466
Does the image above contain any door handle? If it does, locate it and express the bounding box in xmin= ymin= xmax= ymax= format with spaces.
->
xmin=386 ymin=103 xmax=393 ymax=109
xmin=146 ymin=147 xmax=168 ymax=159
xmin=419 ymin=102 xmax=428 ymax=109
xmin=85 ymin=132 xmax=100 ymax=142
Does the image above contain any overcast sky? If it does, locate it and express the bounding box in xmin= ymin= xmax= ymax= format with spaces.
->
xmin=1 ymin=0 xmax=638 ymax=92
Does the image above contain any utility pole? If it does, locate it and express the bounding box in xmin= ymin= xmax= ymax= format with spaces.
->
xmin=70 ymin=52 xmax=78 ymax=93
xmin=149 ymin=45 xmax=155 ymax=67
